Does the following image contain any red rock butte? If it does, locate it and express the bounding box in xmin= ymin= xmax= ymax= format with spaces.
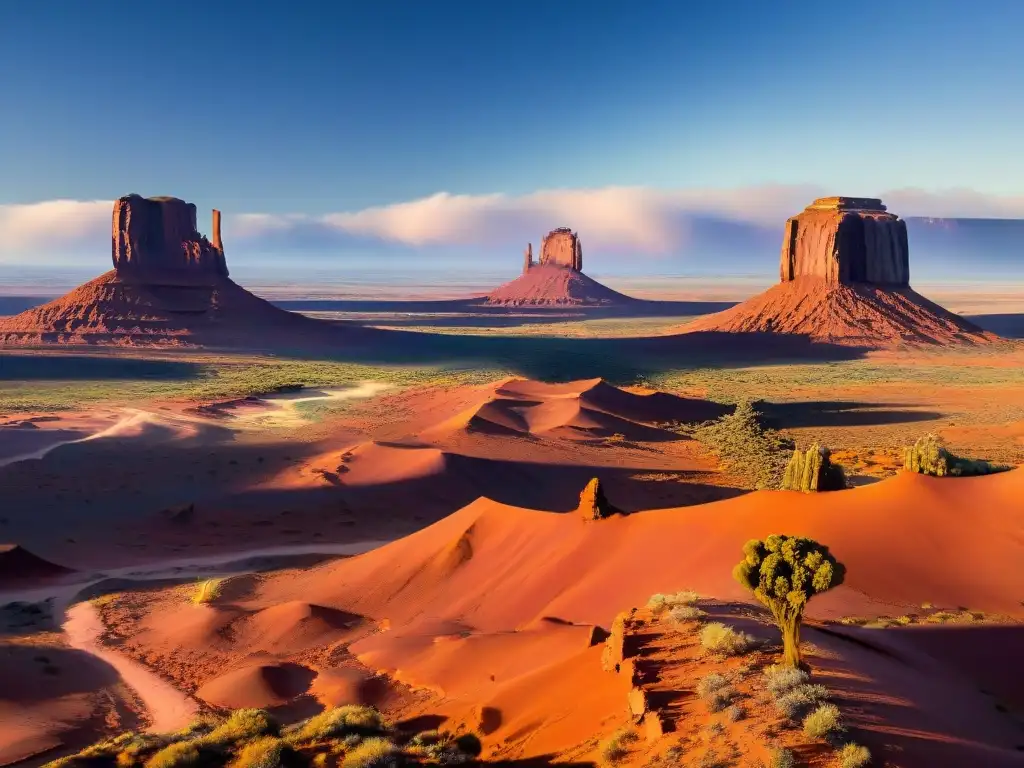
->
xmin=488 ymin=228 xmax=635 ymax=307
xmin=685 ymin=197 xmax=997 ymax=347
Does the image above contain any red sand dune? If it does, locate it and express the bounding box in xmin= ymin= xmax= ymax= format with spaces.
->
xmin=485 ymin=264 xmax=637 ymax=306
xmin=195 ymin=661 xmax=317 ymax=710
xmin=0 ymin=271 xmax=338 ymax=347
xmin=683 ymin=278 xmax=998 ymax=347
xmin=0 ymin=544 xmax=74 ymax=588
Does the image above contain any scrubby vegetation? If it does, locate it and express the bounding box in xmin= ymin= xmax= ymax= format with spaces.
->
xmin=192 ymin=578 xmax=223 ymax=605
xmin=802 ymin=703 xmax=844 ymax=742
xmin=780 ymin=443 xmax=846 ymax=492
xmin=688 ymin=400 xmax=794 ymax=490
xmin=699 ymin=622 xmax=757 ymax=656
xmin=837 ymin=743 xmax=872 ymax=768
xmin=598 ymin=728 xmax=639 ymax=765
xmin=733 ymin=535 xmax=846 ymax=668
xmin=903 ymin=433 xmax=1009 ymax=477
xmin=42 ymin=706 xmax=481 ymax=768
xmin=696 ymin=672 xmax=736 ymax=713
xmin=766 ymin=747 xmax=795 ymax=768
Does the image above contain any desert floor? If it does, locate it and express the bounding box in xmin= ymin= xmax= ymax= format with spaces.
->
xmin=1 ymin=297 xmax=1023 ymax=767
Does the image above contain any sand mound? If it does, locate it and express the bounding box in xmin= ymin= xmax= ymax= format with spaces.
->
xmin=683 ymin=278 xmax=998 ymax=347
xmin=485 ymin=264 xmax=637 ymax=307
xmin=258 ymin=468 xmax=1024 ymax=632
xmin=0 ymin=271 xmax=332 ymax=347
xmin=336 ymin=442 xmax=450 ymax=485
xmin=234 ymin=602 xmax=361 ymax=652
xmin=309 ymin=667 xmax=387 ymax=708
xmin=137 ymin=603 xmax=245 ymax=650
xmin=195 ymin=662 xmax=316 ymax=709
xmin=0 ymin=544 xmax=74 ymax=587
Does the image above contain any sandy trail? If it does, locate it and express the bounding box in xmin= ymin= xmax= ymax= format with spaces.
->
xmin=64 ymin=602 xmax=200 ymax=732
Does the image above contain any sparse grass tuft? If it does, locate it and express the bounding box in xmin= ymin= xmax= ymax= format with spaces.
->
xmin=201 ymin=709 xmax=279 ymax=745
xmin=762 ymin=665 xmax=808 ymax=696
xmin=726 ymin=703 xmax=745 ymax=722
xmin=340 ymin=737 xmax=399 ymax=768
xmin=598 ymin=729 xmax=639 ymax=765
xmin=144 ymin=742 xmax=200 ymax=768
xmin=192 ymin=578 xmax=223 ymax=605
xmin=775 ymin=684 xmax=830 ymax=720
xmin=802 ymin=703 xmax=844 ymax=741
xmin=232 ymin=737 xmax=286 ymax=768
xmin=837 ymin=742 xmax=872 ymax=768
xmin=699 ymin=622 xmax=757 ymax=656
xmin=767 ymin=747 xmax=796 ymax=768
xmin=669 ymin=604 xmax=707 ymax=624
xmin=285 ymin=705 xmax=387 ymax=744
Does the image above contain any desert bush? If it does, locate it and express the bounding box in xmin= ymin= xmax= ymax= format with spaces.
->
xmin=774 ymin=683 xmax=830 ymax=719
xmin=767 ymin=748 xmax=795 ymax=768
xmin=726 ymin=703 xmax=745 ymax=722
xmin=669 ymin=604 xmax=707 ymax=624
xmin=287 ymin=706 xmax=387 ymax=744
xmin=202 ymin=710 xmax=279 ymax=745
xmin=699 ymin=622 xmax=757 ymax=656
xmin=780 ymin=444 xmax=846 ymax=492
xmin=734 ymin=535 xmax=845 ymax=668
xmin=837 ymin=743 xmax=872 ymax=767
xmin=340 ymin=737 xmax=400 ymax=768
xmin=802 ymin=703 xmax=844 ymax=741
xmin=695 ymin=672 xmax=735 ymax=714
xmin=192 ymin=578 xmax=223 ymax=605
xmin=648 ymin=590 xmax=700 ymax=615
xmin=647 ymin=593 xmax=670 ymax=614
xmin=695 ymin=672 xmax=730 ymax=698
xmin=692 ymin=400 xmax=794 ymax=489
xmin=145 ymin=742 xmax=201 ymax=768
xmin=762 ymin=664 xmax=808 ymax=697
xmin=903 ymin=434 xmax=1009 ymax=477
xmin=232 ymin=737 xmax=286 ymax=768
xmin=598 ymin=729 xmax=638 ymax=765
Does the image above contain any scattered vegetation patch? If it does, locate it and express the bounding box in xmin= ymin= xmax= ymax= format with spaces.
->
xmin=192 ymin=578 xmax=223 ymax=605
xmin=802 ymin=703 xmax=845 ymax=742
xmin=687 ymin=400 xmax=794 ymax=489
xmin=699 ymin=622 xmax=757 ymax=656
xmin=696 ymin=672 xmax=736 ymax=713
xmin=599 ymin=728 xmax=639 ymax=765
xmin=646 ymin=590 xmax=700 ymax=615
xmin=904 ymin=433 xmax=1009 ymax=477
xmin=669 ymin=604 xmax=707 ymax=624
xmin=780 ymin=443 xmax=846 ymax=492
xmin=766 ymin=747 xmax=796 ymax=768
xmin=43 ymin=706 xmax=480 ymax=768
xmin=837 ymin=743 xmax=872 ymax=768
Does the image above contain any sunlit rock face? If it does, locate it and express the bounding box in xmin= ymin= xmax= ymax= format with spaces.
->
xmin=537 ymin=227 xmax=582 ymax=271
xmin=112 ymin=194 xmax=228 ymax=283
xmin=779 ymin=197 xmax=909 ymax=286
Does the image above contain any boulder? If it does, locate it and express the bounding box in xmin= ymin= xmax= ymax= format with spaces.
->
xmin=779 ymin=197 xmax=909 ymax=286
xmin=112 ymin=194 xmax=228 ymax=283
xmin=539 ymin=227 xmax=582 ymax=271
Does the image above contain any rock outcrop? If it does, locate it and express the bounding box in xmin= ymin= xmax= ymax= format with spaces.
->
xmin=684 ymin=196 xmax=997 ymax=348
xmin=538 ymin=227 xmax=583 ymax=271
xmin=112 ymin=194 xmax=228 ymax=283
xmin=578 ymin=477 xmax=621 ymax=520
xmin=779 ymin=197 xmax=908 ymax=286
xmin=523 ymin=243 xmax=533 ymax=274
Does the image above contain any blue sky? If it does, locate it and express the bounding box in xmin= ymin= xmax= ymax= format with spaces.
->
xmin=2 ymin=0 xmax=1024 ymax=279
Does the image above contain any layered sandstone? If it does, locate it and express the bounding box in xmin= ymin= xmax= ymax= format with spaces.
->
xmin=538 ymin=227 xmax=583 ymax=271
xmin=780 ymin=197 xmax=908 ymax=286
xmin=112 ymin=194 xmax=228 ymax=283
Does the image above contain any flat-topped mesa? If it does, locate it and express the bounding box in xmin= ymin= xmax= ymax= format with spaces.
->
xmin=780 ymin=196 xmax=909 ymax=287
xmin=112 ymin=194 xmax=229 ymax=283
xmin=538 ymin=227 xmax=583 ymax=271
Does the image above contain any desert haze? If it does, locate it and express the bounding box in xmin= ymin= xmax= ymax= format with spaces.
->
xmin=3 ymin=6 xmax=1024 ymax=768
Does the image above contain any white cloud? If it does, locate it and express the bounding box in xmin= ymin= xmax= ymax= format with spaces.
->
xmin=3 ymin=186 xmax=1024 ymax=265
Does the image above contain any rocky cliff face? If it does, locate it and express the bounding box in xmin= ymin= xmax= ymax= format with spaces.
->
xmin=779 ymin=197 xmax=908 ymax=286
xmin=539 ymin=227 xmax=582 ymax=271
xmin=112 ymin=194 xmax=228 ymax=283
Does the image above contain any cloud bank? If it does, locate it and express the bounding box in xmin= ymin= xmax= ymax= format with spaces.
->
xmin=3 ymin=186 xmax=1024 ymax=265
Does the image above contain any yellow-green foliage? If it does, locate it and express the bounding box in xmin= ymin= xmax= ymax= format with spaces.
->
xmin=340 ymin=737 xmax=399 ymax=768
xmin=231 ymin=737 xmax=286 ymax=768
xmin=802 ymin=702 xmax=844 ymax=740
xmin=904 ymin=434 xmax=1008 ymax=477
xmin=647 ymin=589 xmax=700 ymax=615
xmin=598 ymin=729 xmax=639 ymax=765
xmin=202 ymin=709 xmax=279 ymax=746
xmin=145 ymin=742 xmax=200 ymax=768
xmin=767 ymin=748 xmax=795 ymax=768
xmin=837 ymin=743 xmax=872 ymax=768
xmin=192 ymin=578 xmax=223 ymax=604
xmin=780 ymin=444 xmax=846 ymax=492
xmin=734 ymin=535 xmax=845 ymax=668
xmin=286 ymin=705 xmax=387 ymax=744
xmin=691 ymin=400 xmax=794 ymax=490
xmin=699 ymin=622 xmax=757 ymax=656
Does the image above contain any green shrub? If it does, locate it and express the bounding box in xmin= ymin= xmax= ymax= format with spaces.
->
xmin=144 ymin=742 xmax=200 ymax=768
xmin=699 ymin=622 xmax=757 ymax=656
xmin=837 ymin=742 xmax=872 ymax=767
xmin=232 ymin=737 xmax=286 ymax=768
xmin=767 ymin=748 xmax=795 ymax=768
xmin=780 ymin=444 xmax=846 ymax=492
xmin=341 ymin=737 xmax=400 ymax=768
xmin=287 ymin=706 xmax=386 ymax=744
xmin=734 ymin=535 xmax=845 ymax=668
xmin=202 ymin=709 xmax=278 ymax=745
xmin=691 ymin=400 xmax=794 ymax=489
xmin=802 ymin=703 xmax=844 ymax=740
xmin=903 ymin=434 xmax=1009 ymax=477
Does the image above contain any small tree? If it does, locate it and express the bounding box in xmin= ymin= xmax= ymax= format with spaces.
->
xmin=904 ymin=433 xmax=1008 ymax=477
xmin=781 ymin=444 xmax=845 ymax=492
xmin=733 ymin=535 xmax=845 ymax=668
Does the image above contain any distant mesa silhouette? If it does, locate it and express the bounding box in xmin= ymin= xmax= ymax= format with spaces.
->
xmin=685 ymin=196 xmax=998 ymax=347
xmin=487 ymin=227 xmax=638 ymax=307
xmin=0 ymin=194 xmax=332 ymax=347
